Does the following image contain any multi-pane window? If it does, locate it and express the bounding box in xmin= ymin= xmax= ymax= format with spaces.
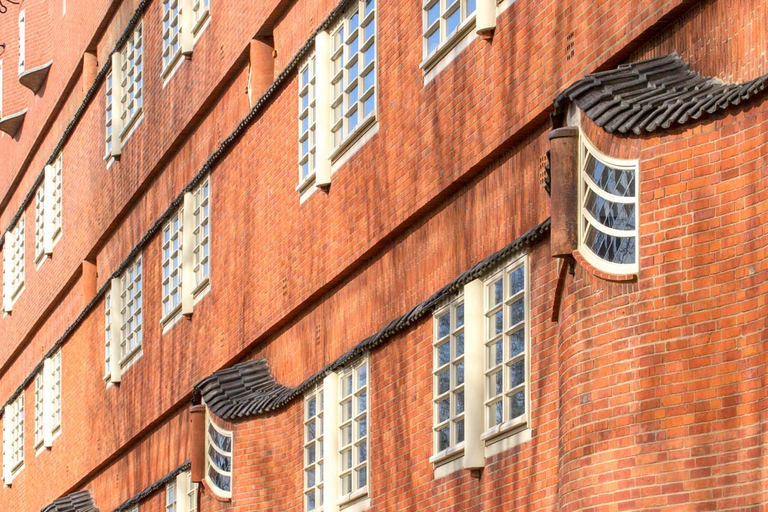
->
xmin=162 ymin=209 xmax=183 ymax=320
xmin=433 ymin=299 xmax=465 ymax=455
xmin=485 ymin=259 xmax=527 ymax=431
xmin=50 ymin=153 xmax=63 ymax=241
xmin=423 ymin=0 xmax=476 ymax=58
xmin=34 ymin=372 xmax=45 ymax=449
xmin=105 ymin=71 xmax=115 ymax=155
xmin=120 ymin=256 xmax=143 ymax=365
xmin=298 ymin=55 xmax=317 ymax=187
xmin=330 ymin=0 xmax=376 ymax=151
xmin=4 ymin=394 xmax=24 ymax=480
xmin=579 ymin=135 xmax=639 ymax=274
xmin=162 ymin=0 xmax=182 ymax=73
xmin=120 ymin=22 xmax=144 ymax=135
xmin=206 ymin=414 xmax=233 ymax=498
xmin=50 ymin=349 xmax=62 ymax=434
xmin=192 ymin=177 xmax=210 ymax=289
xmin=338 ymin=358 xmax=368 ymax=501
xmin=18 ymin=10 xmax=25 ymax=75
xmin=104 ymin=291 xmax=113 ymax=380
xmin=304 ymin=385 xmax=324 ymax=512
xmin=166 ymin=481 xmax=177 ymax=512
xmin=35 ymin=184 xmax=45 ymax=263
xmin=186 ymin=471 xmax=199 ymax=512
xmin=3 ymin=216 xmax=25 ymax=309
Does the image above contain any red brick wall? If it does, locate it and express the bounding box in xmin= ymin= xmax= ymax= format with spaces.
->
xmin=0 ymin=0 xmax=767 ymax=510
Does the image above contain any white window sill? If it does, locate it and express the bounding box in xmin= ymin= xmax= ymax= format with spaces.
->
xmin=161 ymin=306 xmax=183 ymax=333
xmin=331 ymin=118 xmax=379 ymax=174
xmin=119 ymin=346 xmax=143 ymax=373
xmin=484 ymin=425 xmax=531 ymax=458
xmin=35 ymin=253 xmax=47 ymax=270
xmin=421 ymin=15 xmax=477 ymax=81
xmin=119 ymin=110 xmax=144 ymax=150
xmin=429 ymin=442 xmax=465 ymax=466
xmin=339 ymin=493 xmax=370 ymax=512
xmin=162 ymin=52 xmax=185 ymax=87
xmin=34 ymin=441 xmax=45 ymax=456
xmin=193 ymin=280 xmax=211 ymax=305
xmin=192 ymin=11 xmax=211 ymax=43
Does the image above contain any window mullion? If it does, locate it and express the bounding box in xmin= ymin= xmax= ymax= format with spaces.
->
xmin=462 ymin=278 xmax=485 ymax=470
xmin=321 ymin=373 xmax=339 ymax=512
xmin=110 ymin=52 xmax=124 ymax=156
xmin=181 ymin=0 xmax=194 ymax=55
xmin=109 ymin=278 xmax=123 ymax=383
xmin=182 ymin=193 xmax=195 ymax=315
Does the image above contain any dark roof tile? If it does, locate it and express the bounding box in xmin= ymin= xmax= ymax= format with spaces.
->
xmin=552 ymin=53 xmax=768 ymax=135
xmin=42 ymin=490 xmax=98 ymax=512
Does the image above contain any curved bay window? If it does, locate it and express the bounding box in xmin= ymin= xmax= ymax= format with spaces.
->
xmin=579 ymin=135 xmax=639 ymax=275
xmin=206 ymin=413 xmax=233 ymax=499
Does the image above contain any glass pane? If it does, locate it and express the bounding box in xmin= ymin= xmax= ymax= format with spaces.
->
xmin=510 ymin=390 xmax=526 ymax=419
xmin=308 ymin=444 xmax=316 ymax=463
xmin=438 ymin=398 xmax=450 ymax=422
xmin=509 ymin=299 xmax=524 ymax=326
xmin=509 ymin=359 xmax=525 ymax=387
xmin=584 ymin=189 xmax=636 ymax=230
xmin=446 ymin=8 xmax=460 ymax=35
xmin=456 ymin=360 xmax=464 ymax=385
xmin=510 ymin=266 xmax=524 ymax=295
xmin=438 ymin=426 xmax=450 ymax=451
xmin=456 ymin=303 xmax=464 ymax=327
xmin=358 ymin=441 xmax=367 ymax=462
xmin=456 ymin=419 xmax=465 ymax=443
xmin=456 ymin=390 xmax=464 ymax=414
xmin=437 ymin=341 xmax=450 ymax=366
xmin=456 ymin=332 xmax=464 ymax=356
xmin=357 ymin=467 xmax=367 ymax=488
xmin=427 ymin=29 xmax=440 ymax=55
xmin=426 ymin=2 xmax=440 ymax=26
xmin=357 ymin=364 xmax=367 ymax=388
xmin=492 ymin=279 xmax=503 ymax=305
xmin=509 ymin=330 xmax=525 ymax=357
xmin=358 ymin=391 xmax=367 ymax=412
xmin=584 ymin=155 xmax=635 ymax=197
xmin=437 ymin=369 xmax=450 ymax=394
xmin=438 ymin=313 xmax=451 ymax=338
xmin=584 ymin=225 xmax=636 ymax=264
xmin=358 ymin=416 xmax=367 ymax=438
xmin=493 ymin=310 xmax=503 ymax=335
xmin=307 ymin=421 xmax=316 ymax=441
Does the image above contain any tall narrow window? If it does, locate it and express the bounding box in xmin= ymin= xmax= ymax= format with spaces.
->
xmin=162 ymin=0 xmax=182 ymax=74
xmin=433 ymin=299 xmax=465 ymax=456
xmin=3 ymin=216 xmax=25 ymax=310
xmin=206 ymin=413 xmax=233 ymax=499
xmin=49 ymin=349 xmax=62 ymax=435
xmin=484 ymin=258 xmax=528 ymax=432
xmin=162 ymin=209 xmax=183 ymax=321
xmin=50 ymin=153 xmax=63 ymax=243
xmin=330 ymin=0 xmax=376 ymax=152
xmin=166 ymin=481 xmax=177 ymax=512
xmin=18 ymin=11 xmax=25 ymax=75
xmin=338 ymin=358 xmax=368 ymax=502
xmin=579 ymin=134 xmax=639 ymax=274
xmin=105 ymin=70 xmax=114 ymax=156
xmin=34 ymin=372 xmax=45 ymax=449
xmin=120 ymin=22 xmax=144 ymax=136
xmin=304 ymin=384 xmax=324 ymax=511
xmin=192 ymin=177 xmax=210 ymax=290
xmin=35 ymin=184 xmax=46 ymax=264
xmin=3 ymin=394 xmax=24 ymax=482
xmin=298 ymin=55 xmax=317 ymax=189
xmin=186 ymin=471 xmax=199 ymax=512
xmin=120 ymin=256 xmax=143 ymax=366
xmin=104 ymin=290 xmax=113 ymax=380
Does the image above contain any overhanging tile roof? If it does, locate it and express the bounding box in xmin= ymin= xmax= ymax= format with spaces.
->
xmin=195 ymin=218 xmax=550 ymax=421
xmin=42 ymin=490 xmax=98 ymax=512
xmin=196 ymin=358 xmax=292 ymax=420
xmin=552 ymin=54 xmax=768 ymax=135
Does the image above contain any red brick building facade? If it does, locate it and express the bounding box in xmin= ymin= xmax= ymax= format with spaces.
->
xmin=0 ymin=0 xmax=766 ymax=510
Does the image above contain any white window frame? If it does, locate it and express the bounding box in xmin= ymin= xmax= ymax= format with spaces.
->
xmin=34 ymin=156 xmax=64 ymax=266
xmin=431 ymin=297 xmax=465 ymax=462
xmin=205 ymin=409 xmax=233 ymax=499
xmin=482 ymin=256 xmax=529 ymax=438
xmin=191 ymin=177 xmax=210 ymax=294
xmin=172 ymin=470 xmax=198 ymax=512
xmin=422 ymin=0 xmax=477 ymax=70
xmin=161 ymin=208 xmax=184 ymax=324
xmin=18 ymin=10 xmax=25 ymax=75
xmin=33 ymin=349 xmax=62 ymax=452
xmin=105 ymin=255 xmax=143 ymax=384
xmin=298 ymin=54 xmax=317 ymax=192
xmin=306 ymin=355 xmax=371 ymax=511
xmin=432 ymin=254 xmax=531 ymax=476
xmin=166 ymin=480 xmax=177 ymax=512
xmin=3 ymin=393 xmax=24 ymax=484
xmin=578 ymin=132 xmax=640 ymax=275
xmin=190 ymin=0 xmax=211 ymax=38
xmin=304 ymin=384 xmax=324 ymax=512
xmin=3 ymin=216 xmax=25 ymax=312
xmin=161 ymin=0 xmax=183 ymax=77
xmin=107 ymin=22 xmax=143 ymax=159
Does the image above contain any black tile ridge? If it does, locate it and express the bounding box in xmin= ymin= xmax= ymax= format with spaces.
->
xmin=195 ymin=218 xmax=551 ymax=421
xmin=41 ymin=489 xmax=98 ymax=512
xmin=551 ymin=53 xmax=768 ymax=135
xmin=0 ymin=0 xmax=360 ymax=417
xmin=110 ymin=461 xmax=191 ymax=512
